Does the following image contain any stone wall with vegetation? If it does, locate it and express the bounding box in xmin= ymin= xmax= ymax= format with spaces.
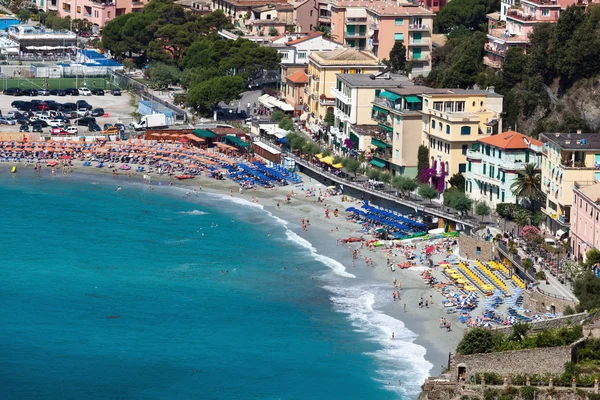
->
xmin=451 ymin=346 xmax=573 ymax=378
xmin=493 ymin=313 xmax=588 ymax=336
xmin=522 ymin=289 xmax=580 ymax=315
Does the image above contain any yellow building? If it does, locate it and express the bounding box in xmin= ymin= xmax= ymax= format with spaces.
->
xmin=307 ymin=48 xmax=380 ymax=127
xmin=369 ymin=87 xmax=503 ymax=180
xmin=421 ymin=88 xmax=503 ymax=189
xmin=539 ymin=132 xmax=600 ymax=235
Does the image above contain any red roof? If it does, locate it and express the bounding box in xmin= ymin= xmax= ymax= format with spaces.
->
xmin=478 ymin=130 xmax=543 ymax=150
xmin=286 ymin=70 xmax=308 ymax=84
xmin=287 ymin=31 xmax=323 ymax=45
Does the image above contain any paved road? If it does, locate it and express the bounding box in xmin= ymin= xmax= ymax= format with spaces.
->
xmin=235 ymin=90 xmax=262 ymax=114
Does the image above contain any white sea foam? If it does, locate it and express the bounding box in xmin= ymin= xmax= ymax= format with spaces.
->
xmin=179 ymin=210 xmax=208 ymax=216
xmin=322 ymin=283 xmax=433 ymax=397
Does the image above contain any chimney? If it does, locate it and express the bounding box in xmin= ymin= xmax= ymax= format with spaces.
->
xmin=487 ymin=86 xmax=495 ymax=93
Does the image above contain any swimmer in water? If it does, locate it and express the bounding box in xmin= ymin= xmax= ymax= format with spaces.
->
xmin=186 ymin=192 xmax=190 ymax=196
xmin=268 ymin=233 xmax=271 ymax=236
xmin=115 ymin=186 xmax=121 ymax=192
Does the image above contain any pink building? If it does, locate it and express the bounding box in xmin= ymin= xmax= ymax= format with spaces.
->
xmin=57 ymin=0 xmax=148 ymax=28
xmin=484 ymin=0 xmax=577 ymax=68
xmin=571 ymin=183 xmax=600 ymax=263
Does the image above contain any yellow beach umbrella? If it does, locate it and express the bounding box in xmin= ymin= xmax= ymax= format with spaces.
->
xmin=321 ymin=156 xmax=334 ymax=165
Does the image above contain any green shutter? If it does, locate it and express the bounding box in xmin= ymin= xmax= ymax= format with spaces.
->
xmin=394 ymin=33 xmax=404 ymax=41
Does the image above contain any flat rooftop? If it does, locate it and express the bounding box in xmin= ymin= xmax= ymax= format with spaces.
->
xmin=336 ymin=72 xmax=413 ymax=87
xmin=541 ymin=132 xmax=600 ymax=151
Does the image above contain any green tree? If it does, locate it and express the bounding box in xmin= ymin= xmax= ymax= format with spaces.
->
xmin=380 ymin=172 xmax=392 ymax=190
xmin=187 ymin=75 xmax=244 ymax=116
xmin=268 ymin=26 xmax=278 ymax=36
xmin=313 ymin=25 xmax=334 ymax=39
xmin=426 ymin=31 xmax=487 ymax=89
xmin=393 ymin=176 xmax=418 ymax=199
xmin=573 ymin=270 xmax=600 ymax=312
xmin=417 ymin=145 xmax=429 ymax=183
xmin=387 ymin=41 xmax=407 ymax=73
xmin=434 ymin=0 xmax=498 ymax=33
xmin=367 ymin=168 xmax=381 ymax=181
xmin=453 ymin=193 xmax=474 ymax=215
xmin=271 ymin=110 xmax=286 ymax=122
xmin=502 ymin=47 xmax=528 ymax=88
xmin=279 ymin=117 xmax=295 ymax=132
xmin=456 ymin=328 xmax=501 ymax=354
xmin=147 ymin=62 xmax=181 ymax=89
xmin=418 ymin=184 xmax=438 ymax=204
xmin=510 ymin=163 xmax=543 ymax=214
xmin=344 ymin=159 xmax=361 ymax=177
xmin=475 ymin=201 xmax=491 ymax=221
xmin=324 ymin=110 xmax=335 ymax=127
xmin=448 ymin=173 xmax=466 ymax=192
xmin=17 ymin=8 xmax=31 ymax=23
xmin=585 ymin=248 xmax=600 ymax=268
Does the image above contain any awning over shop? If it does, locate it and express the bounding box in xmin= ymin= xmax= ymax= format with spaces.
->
xmin=223 ymin=135 xmax=250 ymax=148
xmin=192 ymin=129 xmax=216 ymax=138
xmin=556 ymin=229 xmax=566 ymax=238
xmin=378 ymin=123 xmax=393 ymax=132
xmin=405 ymin=95 xmax=422 ymax=103
xmin=380 ymin=91 xmax=401 ymax=101
xmin=258 ymin=94 xmax=294 ymax=112
xmin=370 ymin=157 xmax=386 ymax=168
xmin=372 ymin=106 xmax=388 ymax=114
xmin=371 ymin=138 xmax=391 ymax=149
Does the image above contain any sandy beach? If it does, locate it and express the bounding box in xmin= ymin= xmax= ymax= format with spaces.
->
xmin=3 ymin=156 xmax=466 ymax=379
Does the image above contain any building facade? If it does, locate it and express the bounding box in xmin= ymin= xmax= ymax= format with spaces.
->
xmin=571 ymin=183 xmax=600 ymax=263
xmin=52 ymin=0 xmax=149 ymax=28
xmin=465 ymin=130 xmax=543 ymax=209
xmin=329 ymin=72 xmax=413 ymax=159
xmin=540 ymin=132 xmax=600 ymax=235
xmin=422 ymin=88 xmax=503 ymax=190
xmin=306 ymin=48 xmax=380 ymax=123
xmin=284 ymin=69 xmax=309 ymax=116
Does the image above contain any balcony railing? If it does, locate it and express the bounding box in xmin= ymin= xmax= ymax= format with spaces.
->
xmin=330 ymin=87 xmax=350 ymax=104
xmin=483 ymin=57 xmax=503 ymax=68
xmin=408 ymin=38 xmax=431 ymax=46
xmin=507 ymin=10 xmax=537 ymax=21
xmin=346 ymin=17 xmax=367 ymax=23
xmin=319 ymin=97 xmax=335 ymax=106
xmin=345 ymin=31 xmax=367 ymax=37
xmin=370 ymin=22 xmax=379 ymax=30
xmin=408 ymin=24 xmax=430 ymax=31
xmin=559 ymin=159 xmax=596 ymax=169
xmin=408 ymin=54 xmax=429 ymax=61
xmin=373 ymin=96 xmax=401 ymax=110
xmin=484 ymin=43 xmax=505 ymax=57
xmin=466 ymin=149 xmax=481 ymax=159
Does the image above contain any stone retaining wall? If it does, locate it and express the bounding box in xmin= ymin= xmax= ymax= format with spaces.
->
xmin=451 ymin=346 xmax=572 ymax=378
xmin=493 ymin=312 xmax=587 ymax=335
xmin=522 ymin=289 xmax=579 ymax=315
xmin=458 ymin=234 xmax=494 ymax=261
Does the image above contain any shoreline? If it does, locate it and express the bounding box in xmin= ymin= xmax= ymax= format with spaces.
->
xmin=4 ymin=160 xmax=464 ymax=390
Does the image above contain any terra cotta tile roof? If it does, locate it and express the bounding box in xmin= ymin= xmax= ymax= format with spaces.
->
xmin=478 ymin=130 xmax=542 ymax=149
xmin=286 ymin=70 xmax=309 ymax=84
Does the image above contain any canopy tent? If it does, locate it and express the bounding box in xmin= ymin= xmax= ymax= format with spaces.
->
xmin=371 ymin=138 xmax=391 ymax=149
xmin=223 ymin=135 xmax=250 ymax=148
xmin=258 ymin=94 xmax=294 ymax=112
xmin=321 ymin=156 xmax=334 ymax=165
xmin=192 ymin=129 xmax=216 ymax=138
xmin=370 ymin=157 xmax=386 ymax=168
xmin=379 ymin=91 xmax=401 ymax=101
xmin=405 ymin=95 xmax=422 ymax=103
xmin=372 ymin=106 xmax=388 ymax=114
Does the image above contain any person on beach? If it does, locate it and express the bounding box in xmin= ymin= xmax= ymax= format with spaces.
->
xmin=229 ymin=189 xmax=233 ymax=196
xmin=404 ymin=304 xmax=406 ymax=312
xmin=277 ymin=201 xmax=280 ymax=209
xmin=391 ymin=332 xmax=394 ymax=340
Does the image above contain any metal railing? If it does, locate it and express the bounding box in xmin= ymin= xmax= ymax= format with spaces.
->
xmin=287 ymin=153 xmax=476 ymax=227
xmin=536 ymin=286 xmax=577 ymax=302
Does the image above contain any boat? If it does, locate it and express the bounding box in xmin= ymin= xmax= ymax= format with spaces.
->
xmin=175 ymin=175 xmax=195 ymax=180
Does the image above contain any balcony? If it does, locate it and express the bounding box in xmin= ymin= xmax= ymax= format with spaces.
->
xmin=559 ymin=157 xmax=596 ymax=170
xmin=484 ymin=43 xmax=506 ymax=57
xmin=330 ymin=87 xmax=350 ymax=104
xmin=319 ymin=96 xmax=335 ymax=106
xmin=408 ymin=24 xmax=430 ymax=31
xmin=472 ymin=171 xmax=501 ymax=186
xmin=466 ymin=149 xmax=481 ymax=159
xmin=408 ymin=54 xmax=430 ymax=61
xmin=345 ymin=31 xmax=367 ymax=38
xmin=346 ymin=17 xmax=367 ymax=23
xmin=522 ymin=0 xmax=561 ymax=6
xmin=370 ymin=22 xmax=379 ymax=30
xmin=507 ymin=10 xmax=537 ymax=22
xmin=408 ymin=38 xmax=431 ymax=46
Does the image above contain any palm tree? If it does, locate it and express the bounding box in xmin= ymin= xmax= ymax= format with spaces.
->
xmin=313 ymin=25 xmax=336 ymax=40
xmin=510 ymin=163 xmax=544 ymax=214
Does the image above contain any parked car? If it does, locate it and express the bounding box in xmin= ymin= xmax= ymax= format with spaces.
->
xmin=48 ymin=119 xmax=65 ymax=127
xmin=78 ymin=117 xmax=96 ymax=126
xmin=49 ymin=89 xmax=66 ymax=96
xmin=54 ymin=115 xmax=70 ymax=123
xmin=114 ymin=123 xmax=126 ymax=132
xmin=4 ymin=88 xmax=23 ymax=96
xmin=64 ymin=126 xmax=78 ymax=134
xmin=31 ymin=124 xmax=43 ymax=133
xmin=7 ymin=111 xmax=22 ymax=119
xmin=11 ymin=100 xmax=24 ymax=108
xmin=64 ymin=88 xmax=79 ymax=96
xmin=45 ymin=100 xmax=61 ymax=110
xmin=0 ymin=117 xmax=16 ymax=125
xmin=103 ymin=126 xmax=119 ymax=135
xmin=38 ymin=89 xmax=50 ymax=96
xmin=76 ymin=109 xmax=89 ymax=117
xmin=34 ymin=119 xmax=48 ymax=127
xmin=15 ymin=102 xmax=34 ymax=111
xmin=91 ymin=88 xmax=104 ymax=96
xmin=36 ymin=102 xmax=49 ymax=111
xmin=76 ymin=100 xmax=92 ymax=110
xmin=61 ymin=102 xmax=76 ymax=111
xmin=111 ymin=88 xmax=121 ymax=96
xmin=51 ymin=127 xmax=68 ymax=135
xmin=16 ymin=117 xmax=30 ymax=125
xmin=19 ymin=124 xmax=30 ymax=132
xmin=88 ymin=123 xmax=101 ymax=132
xmin=79 ymin=88 xmax=92 ymax=96
xmin=103 ymin=123 xmax=113 ymax=130
xmin=22 ymin=89 xmax=38 ymax=96
xmin=91 ymin=108 xmax=104 ymax=117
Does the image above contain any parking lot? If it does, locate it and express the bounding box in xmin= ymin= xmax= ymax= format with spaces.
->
xmin=0 ymin=91 xmax=137 ymax=137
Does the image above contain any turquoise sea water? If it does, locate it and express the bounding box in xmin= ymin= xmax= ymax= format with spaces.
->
xmin=0 ymin=172 xmax=430 ymax=399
